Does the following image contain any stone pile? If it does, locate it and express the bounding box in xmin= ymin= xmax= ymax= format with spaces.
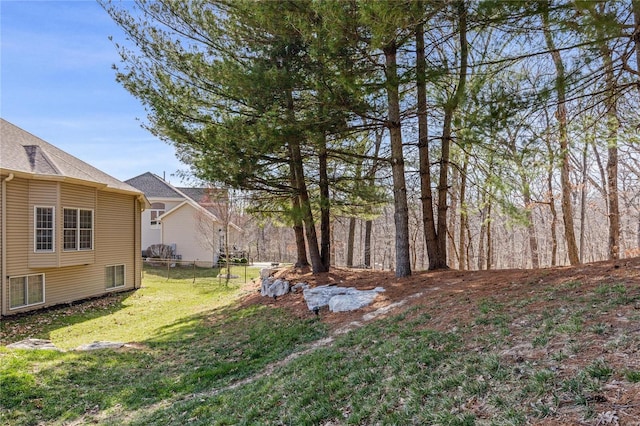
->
xmin=259 ymin=269 xmax=385 ymax=312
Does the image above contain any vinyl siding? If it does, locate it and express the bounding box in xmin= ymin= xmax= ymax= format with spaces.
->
xmin=2 ymin=176 xmax=142 ymax=316
xmin=162 ymin=203 xmax=216 ymax=266
xmin=6 ymin=178 xmax=30 ymax=278
xmin=5 ymin=177 xmax=34 ymax=314
xmin=141 ymin=198 xmax=183 ymax=250
xmin=133 ymin=198 xmax=142 ymax=285
xmin=96 ymin=191 xmax=137 ymax=291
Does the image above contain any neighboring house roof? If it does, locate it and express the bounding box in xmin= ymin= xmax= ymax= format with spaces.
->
xmin=128 ymin=171 xmax=241 ymax=231
xmin=0 ymin=118 xmax=144 ymax=197
xmin=125 ymin=172 xmax=184 ymax=198
xmin=158 ymin=199 xmax=220 ymax=223
xmin=178 ymin=187 xmax=228 ymax=204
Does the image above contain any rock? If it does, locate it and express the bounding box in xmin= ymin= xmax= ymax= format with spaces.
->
xmin=261 ymin=277 xmax=290 ymax=298
xmin=75 ymin=341 xmax=125 ymax=351
xmin=303 ymin=285 xmax=385 ymax=312
xmin=328 ymin=288 xmax=385 ymax=312
xmin=260 ymin=268 xmax=273 ymax=279
xmin=291 ymin=282 xmax=309 ymax=293
xmin=6 ymin=338 xmax=60 ymax=351
xmin=303 ymin=285 xmax=348 ymax=310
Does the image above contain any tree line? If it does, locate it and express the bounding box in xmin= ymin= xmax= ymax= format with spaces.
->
xmin=101 ymin=0 xmax=640 ymax=276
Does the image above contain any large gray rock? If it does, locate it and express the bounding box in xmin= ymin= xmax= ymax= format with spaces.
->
xmin=261 ymin=277 xmax=290 ymax=298
xmin=303 ymin=285 xmax=348 ymax=310
xmin=329 ymin=289 xmax=384 ymax=312
xmin=6 ymin=338 xmax=60 ymax=351
xmin=303 ymin=285 xmax=385 ymax=312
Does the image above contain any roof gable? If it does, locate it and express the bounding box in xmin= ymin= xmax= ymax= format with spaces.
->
xmin=159 ymin=199 xmax=220 ymax=223
xmin=178 ymin=187 xmax=228 ymax=204
xmin=0 ymin=118 xmax=142 ymax=195
xmin=125 ymin=172 xmax=184 ymax=198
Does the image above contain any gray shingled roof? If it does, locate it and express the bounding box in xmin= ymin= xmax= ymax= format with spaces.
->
xmin=0 ymin=118 xmax=143 ymax=195
xmin=177 ymin=187 xmax=228 ymax=204
xmin=125 ymin=172 xmax=184 ymax=198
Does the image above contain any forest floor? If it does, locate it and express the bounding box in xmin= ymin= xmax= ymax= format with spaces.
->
xmin=243 ymin=256 xmax=640 ymax=425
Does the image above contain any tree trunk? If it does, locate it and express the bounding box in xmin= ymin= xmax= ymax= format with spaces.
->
xmin=436 ymin=1 xmax=468 ymax=270
xmin=523 ymin=183 xmax=540 ymax=269
xmin=598 ymin=32 xmax=620 ymax=260
xmin=363 ymin=129 xmax=383 ymax=269
xmin=478 ymin=202 xmax=487 ymax=270
xmin=458 ymin=154 xmax=468 ymax=270
xmin=289 ymin=139 xmax=324 ymax=272
xmin=346 ymin=217 xmax=356 ymax=267
xmin=543 ymin=118 xmax=559 ymax=267
xmin=289 ymin=158 xmax=309 ymax=268
xmin=286 ymin=90 xmax=324 ymax=273
xmin=509 ymin=135 xmax=540 ymax=269
xmin=416 ymin=20 xmax=440 ymax=270
xmin=542 ymin=3 xmax=580 ymax=265
xmin=486 ymin=202 xmax=493 ymax=270
xmin=449 ymin=165 xmax=459 ymax=269
xmin=319 ymin=133 xmax=332 ymax=269
xmin=633 ymin=0 xmax=640 ymax=93
xmin=383 ymin=41 xmax=411 ymax=278
xmin=364 ymin=220 xmax=372 ymax=268
xmin=579 ymin=139 xmax=588 ymax=263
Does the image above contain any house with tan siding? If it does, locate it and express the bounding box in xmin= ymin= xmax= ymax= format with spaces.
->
xmin=0 ymin=118 xmax=148 ymax=317
xmin=125 ymin=172 xmax=241 ymax=267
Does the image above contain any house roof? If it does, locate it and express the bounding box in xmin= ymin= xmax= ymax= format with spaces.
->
xmin=128 ymin=171 xmax=241 ymax=232
xmin=0 ymin=118 xmax=144 ymax=197
xmin=177 ymin=187 xmax=228 ymax=204
xmin=125 ymin=172 xmax=184 ymax=198
xmin=159 ymin=200 xmax=242 ymax=232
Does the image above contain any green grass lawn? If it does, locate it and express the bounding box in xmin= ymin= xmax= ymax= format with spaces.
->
xmin=2 ymin=265 xmax=640 ymax=425
xmin=0 ymin=265 xmax=327 ymax=425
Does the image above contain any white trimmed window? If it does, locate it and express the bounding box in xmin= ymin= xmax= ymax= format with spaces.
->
xmin=150 ymin=203 xmax=165 ymax=228
xmin=63 ymin=208 xmax=93 ymax=251
xmin=10 ymin=274 xmax=45 ymax=309
xmin=105 ymin=265 xmax=125 ymax=289
xmin=34 ymin=206 xmax=55 ymax=252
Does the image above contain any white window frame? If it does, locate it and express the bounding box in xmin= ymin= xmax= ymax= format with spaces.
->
xmin=63 ymin=208 xmax=94 ymax=251
xmin=149 ymin=203 xmax=165 ymax=229
xmin=34 ymin=206 xmax=55 ymax=252
xmin=9 ymin=273 xmax=45 ymax=310
xmin=105 ymin=264 xmax=126 ymax=289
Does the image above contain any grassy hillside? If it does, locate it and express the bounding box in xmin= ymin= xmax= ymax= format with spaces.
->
xmin=2 ymin=260 xmax=640 ymax=425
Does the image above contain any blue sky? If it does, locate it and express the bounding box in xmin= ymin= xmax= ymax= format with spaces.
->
xmin=1 ymin=0 xmax=185 ymax=183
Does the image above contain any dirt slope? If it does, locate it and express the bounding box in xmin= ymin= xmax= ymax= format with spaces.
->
xmin=245 ymin=257 xmax=640 ymax=424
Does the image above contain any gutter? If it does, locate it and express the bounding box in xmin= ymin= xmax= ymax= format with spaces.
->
xmin=1 ymin=173 xmax=15 ymax=317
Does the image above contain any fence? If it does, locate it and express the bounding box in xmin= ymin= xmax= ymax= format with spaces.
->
xmin=142 ymin=257 xmax=253 ymax=283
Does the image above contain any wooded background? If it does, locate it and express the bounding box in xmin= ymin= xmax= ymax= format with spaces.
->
xmin=102 ymin=0 xmax=640 ymax=275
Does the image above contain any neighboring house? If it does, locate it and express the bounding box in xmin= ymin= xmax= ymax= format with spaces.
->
xmin=0 ymin=119 xmax=148 ymax=317
xmin=125 ymin=172 xmax=241 ymax=266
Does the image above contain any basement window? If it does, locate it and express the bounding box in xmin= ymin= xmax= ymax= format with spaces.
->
xmin=105 ymin=264 xmax=125 ymax=289
xmin=9 ymin=274 xmax=45 ymax=309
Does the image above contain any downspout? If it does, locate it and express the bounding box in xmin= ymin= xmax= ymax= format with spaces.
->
xmin=1 ymin=173 xmax=15 ymax=317
xmin=134 ymin=197 xmax=138 ymax=289
xmin=135 ymin=195 xmax=145 ymax=289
